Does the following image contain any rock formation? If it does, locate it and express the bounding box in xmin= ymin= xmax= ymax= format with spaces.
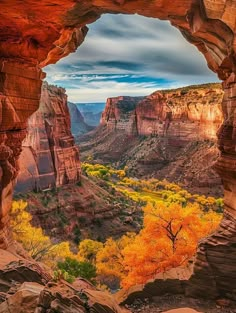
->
xmin=0 ymin=249 xmax=129 ymax=313
xmin=15 ymin=82 xmax=81 ymax=193
xmin=101 ymin=96 xmax=144 ymax=134
xmin=79 ymin=84 xmax=224 ymax=197
xmin=1 ymin=0 xmax=236 ymax=302
xmin=101 ymin=84 xmax=223 ymax=140
xmin=68 ymin=102 xmax=93 ymax=136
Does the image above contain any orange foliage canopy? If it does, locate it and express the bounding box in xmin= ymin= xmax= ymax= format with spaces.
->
xmin=121 ymin=202 xmax=221 ymax=288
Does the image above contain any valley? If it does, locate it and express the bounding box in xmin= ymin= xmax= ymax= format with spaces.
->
xmin=11 ymin=161 xmax=222 ymax=292
xmin=6 ymin=80 xmax=228 ymax=312
xmin=78 ymin=83 xmax=224 ymax=197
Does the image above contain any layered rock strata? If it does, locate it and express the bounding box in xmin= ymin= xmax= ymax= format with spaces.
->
xmin=101 ymin=84 xmax=223 ymax=140
xmin=15 ymin=82 xmax=81 ymax=193
xmin=0 ymin=249 xmax=128 ymax=313
xmin=0 ymin=0 xmax=236 ymax=301
xmin=101 ymin=96 xmax=144 ymax=134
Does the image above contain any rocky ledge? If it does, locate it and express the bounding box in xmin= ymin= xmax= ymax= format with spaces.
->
xmin=0 ymin=249 xmax=129 ymax=313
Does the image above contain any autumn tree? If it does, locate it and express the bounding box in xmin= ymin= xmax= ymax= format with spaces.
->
xmin=10 ymin=200 xmax=73 ymax=266
xmin=77 ymin=239 xmax=103 ymax=263
xmin=95 ymin=233 xmax=135 ymax=290
xmin=121 ymin=202 xmax=221 ymax=288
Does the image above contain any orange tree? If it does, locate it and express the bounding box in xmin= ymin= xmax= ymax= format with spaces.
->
xmin=121 ymin=201 xmax=221 ymax=288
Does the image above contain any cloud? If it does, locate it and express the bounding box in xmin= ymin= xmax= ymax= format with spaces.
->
xmin=45 ymin=14 xmax=219 ymax=102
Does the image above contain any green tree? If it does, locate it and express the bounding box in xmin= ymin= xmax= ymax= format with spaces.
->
xmin=57 ymin=257 xmax=96 ymax=282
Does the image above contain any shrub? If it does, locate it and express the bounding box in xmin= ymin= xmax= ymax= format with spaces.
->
xmin=57 ymin=257 xmax=96 ymax=282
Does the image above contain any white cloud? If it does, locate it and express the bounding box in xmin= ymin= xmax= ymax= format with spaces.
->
xmin=45 ymin=14 xmax=219 ymax=103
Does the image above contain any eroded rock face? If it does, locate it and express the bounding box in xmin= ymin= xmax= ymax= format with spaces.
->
xmin=0 ymin=62 xmax=44 ymax=249
xmin=101 ymin=96 xmax=144 ymax=134
xmin=101 ymin=84 xmax=223 ymax=140
xmin=15 ymin=82 xmax=81 ymax=193
xmin=0 ymin=252 xmax=128 ymax=313
xmin=0 ymin=0 xmax=236 ymax=301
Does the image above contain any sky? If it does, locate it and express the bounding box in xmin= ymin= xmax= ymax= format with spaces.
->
xmin=45 ymin=14 xmax=219 ymax=103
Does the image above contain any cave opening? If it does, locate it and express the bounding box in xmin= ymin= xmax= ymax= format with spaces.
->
xmin=1 ymin=0 xmax=236 ymax=306
xmin=14 ymin=13 xmax=225 ymax=296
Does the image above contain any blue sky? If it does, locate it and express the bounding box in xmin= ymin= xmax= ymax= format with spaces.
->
xmin=45 ymin=14 xmax=219 ymax=103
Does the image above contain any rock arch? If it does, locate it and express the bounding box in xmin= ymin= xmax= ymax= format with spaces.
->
xmin=0 ymin=0 xmax=236 ymax=299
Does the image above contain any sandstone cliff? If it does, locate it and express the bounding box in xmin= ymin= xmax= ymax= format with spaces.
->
xmin=101 ymin=96 xmax=144 ymax=134
xmin=15 ymin=84 xmax=141 ymax=243
xmin=15 ymin=82 xmax=81 ymax=193
xmin=79 ymin=84 xmax=224 ymax=197
xmin=100 ymin=84 xmax=223 ymax=140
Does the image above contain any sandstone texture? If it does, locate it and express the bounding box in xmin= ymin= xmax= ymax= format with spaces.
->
xmin=0 ymin=251 xmax=128 ymax=313
xmin=117 ymin=266 xmax=192 ymax=306
xmin=101 ymin=96 xmax=144 ymax=135
xmin=79 ymin=84 xmax=224 ymax=197
xmin=0 ymin=0 xmax=236 ymax=302
xmin=15 ymin=82 xmax=81 ymax=193
xmin=100 ymin=84 xmax=223 ymax=140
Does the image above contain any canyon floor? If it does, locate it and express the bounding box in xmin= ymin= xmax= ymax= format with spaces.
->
xmin=78 ymin=128 xmax=223 ymax=198
xmin=126 ymin=295 xmax=236 ymax=313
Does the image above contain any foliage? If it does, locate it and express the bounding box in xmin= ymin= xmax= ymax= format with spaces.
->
xmin=121 ymin=202 xmax=221 ymax=288
xmin=10 ymin=200 xmax=73 ymax=266
xmin=77 ymin=239 xmax=103 ymax=263
xmin=57 ymin=257 xmax=96 ymax=282
xmin=53 ymin=269 xmax=75 ymax=284
xmin=95 ymin=233 xmax=135 ymax=290
xmin=82 ymin=163 xmax=126 ymax=180
xmin=12 ymin=163 xmax=223 ymax=291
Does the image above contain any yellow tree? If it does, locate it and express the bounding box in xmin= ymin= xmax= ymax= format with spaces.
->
xmin=95 ymin=233 xmax=135 ymax=290
xmin=10 ymin=200 xmax=73 ymax=266
xmin=122 ymin=202 xmax=221 ymax=288
xmin=77 ymin=239 xmax=103 ymax=263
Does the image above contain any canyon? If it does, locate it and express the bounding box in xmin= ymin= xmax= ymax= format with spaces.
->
xmin=79 ymin=84 xmax=224 ymax=197
xmin=15 ymin=83 xmax=141 ymax=244
xmin=100 ymin=84 xmax=223 ymax=139
xmin=77 ymin=103 xmax=105 ymax=127
xmin=1 ymin=0 xmax=236 ymax=311
xmin=68 ymin=101 xmax=93 ymax=136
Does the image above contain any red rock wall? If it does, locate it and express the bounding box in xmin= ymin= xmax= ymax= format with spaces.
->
xmin=0 ymin=0 xmax=236 ymax=300
xmin=101 ymin=85 xmax=224 ymax=140
xmin=0 ymin=61 xmax=44 ymax=249
xmin=101 ymin=96 xmax=143 ymax=134
xmin=15 ymin=82 xmax=81 ymax=193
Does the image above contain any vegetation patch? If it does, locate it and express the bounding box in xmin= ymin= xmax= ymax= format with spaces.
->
xmin=11 ymin=162 xmax=223 ymax=291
